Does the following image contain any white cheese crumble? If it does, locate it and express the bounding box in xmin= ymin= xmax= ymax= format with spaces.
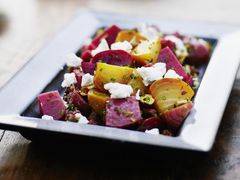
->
xmin=164 ymin=69 xmax=183 ymax=79
xmin=192 ymin=77 xmax=200 ymax=89
xmin=91 ymin=39 xmax=109 ymax=57
xmin=164 ymin=35 xmax=188 ymax=57
xmin=136 ymin=62 xmax=166 ymax=86
xmin=135 ymin=89 xmax=141 ymax=100
xmin=61 ymin=73 xmax=77 ymax=88
xmin=104 ymin=82 xmax=133 ymax=99
xmin=134 ymin=40 xmax=152 ymax=54
xmin=190 ymin=37 xmax=209 ymax=47
xmin=42 ymin=115 xmax=54 ymax=120
xmin=145 ymin=128 xmax=159 ymax=135
xmin=111 ymin=41 xmax=133 ymax=53
xmin=137 ymin=23 xmax=159 ymax=40
xmin=81 ymin=73 xmax=94 ymax=87
xmin=75 ymin=113 xmax=89 ymax=124
xmin=65 ymin=53 xmax=82 ymax=67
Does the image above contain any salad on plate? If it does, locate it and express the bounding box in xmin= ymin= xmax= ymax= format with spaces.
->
xmin=38 ymin=24 xmax=211 ymax=136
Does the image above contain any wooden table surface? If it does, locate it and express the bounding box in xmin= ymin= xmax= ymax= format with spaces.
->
xmin=0 ymin=0 xmax=240 ymax=179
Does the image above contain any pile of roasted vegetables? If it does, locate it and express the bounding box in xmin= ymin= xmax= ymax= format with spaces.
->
xmin=38 ymin=24 xmax=211 ymax=136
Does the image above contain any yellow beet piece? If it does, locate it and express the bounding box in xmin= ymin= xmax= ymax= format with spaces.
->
xmin=132 ymin=38 xmax=161 ymax=66
xmin=94 ymin=62 xmax=134 ymax=92
xmin=88 ymin=89 xmax=109 ymax=115
xmin=128 ymin=70 xmax=146 ymax=95
xmin=149 ymin=78 xmax=194 ymax=113
xmin=115 ymin=30 xmax=146 ymax=46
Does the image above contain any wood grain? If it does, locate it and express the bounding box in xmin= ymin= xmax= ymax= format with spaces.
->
xmin=0 ymin=0 xmax=240 ymax=179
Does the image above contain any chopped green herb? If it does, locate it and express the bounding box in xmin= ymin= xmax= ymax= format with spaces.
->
xmin=110 ymin=77 xmax=116 ymax=82
xmin=130 ymin=117 xmax=136 ymax=122
xmin=140 ymin=94 xmax=155 ymax=105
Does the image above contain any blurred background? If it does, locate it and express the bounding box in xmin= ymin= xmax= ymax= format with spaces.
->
xmin=0 ymin=0 xmax=240 ymax=87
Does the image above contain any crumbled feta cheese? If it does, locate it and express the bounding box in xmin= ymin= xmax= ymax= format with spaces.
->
xmin=135 ymin=89 xmax=141 ymax=100
xmin=111 ymin=41 xmax=133 ymax=53
xmin=164 ymin=69 xmax=183 ymax=79
xmin=137 ymin=23 xmax=159 ymax=40
xmin=75 ymin=113 xmax=89 ymax=124
xmin=91 ymin=39 xmax=109 ymax=57
xmin=65 ymin=53 xmax=82 ymax=67
xmin=104 ymin=83 xmax=133 ymax=99
xmin=136 ymin=62 xmax=166 ymax=86
xmin=61 ymin=73 xmax=77 ymax=88
xmin=164 ymin=35 xmax=188 ymax=57
xmin=42 ymin=115 xmax=54 ymax=120
xmin=192 ymin=77 xmax=200 ymax=89
xmin=145 ymin=128 xmax=159 ymax=135
xmin=81 ymin=73 xmax=94 ymax=87
xmin=190 ymin=37 xmax=209 ymax=47
xmin=134 ymin=40 xmax=152 ymax=54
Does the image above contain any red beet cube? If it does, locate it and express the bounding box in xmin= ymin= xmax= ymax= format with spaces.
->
xmin=162 ymin=102 xmax=193 ymax=130
xmin=157 ymin=47 xmax=192 ymax=85
xmin=91 ymin=50 xmax=132 ymax=66
xmin=38 ymin=91 xmax=66 ymax=120
xmin=106 ymin=96 xmax=142 ymax=128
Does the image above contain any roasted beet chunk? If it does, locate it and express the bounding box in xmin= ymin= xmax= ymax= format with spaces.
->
xmin=186 ymin=42 xmax=210 ymax=66
xmin=162 ymin=102 xmax=193 ymax=130
xmin=157 ymin=47 xmax=192 ymax=85
xmin=81 ymin=61 xmax=96 ymax=75
xmin=92 ymin=25 xmax=121 ymax=46
xmin=91 ymin=50 xmax=132 ymax=66
xmin=106 ymin=96 xmax=142 ymax=128
xmin=68 ymin=91 xmax=91 ymax=116
xmin=72 ymin=69 xmax=83 ymax=89
xmin=38 ymin=91 xmax=66 ymax=120
xmin=138 ymin=117 xmax=163 ymax=131
xmin=161 ymin=40 xmax=176 ymax=52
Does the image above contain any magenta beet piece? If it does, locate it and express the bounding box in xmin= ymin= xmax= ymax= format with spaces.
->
xmin=157 ymin=47 xmax=192 ymax=85
xmin=186 ymin=42 xmax=210 ymax=66
xmin=161 ymin=40 xmax=176 ymax=52
xmin=162 ymin=102 xmax=193 ymax=130
xmin=138 ymin=117 xmax=163 ymax=131
xmin=68 ymin=91 xmax=91 ymax=116
xmin=91 ymin=50 xmax=132 ymax=66
xmin=72 ymin=69 xmax=83 ymax=89
xmin=81 ymin=61 xmax=96 ymax=75
xmin=106 ymin=96 xmax=142 ymax=128
xmin=81 ymin=50 xmax=92 ymax=62
xmin=38 ymin=91 xmax=66 ymax=120
xmin=92 ymin=25 xmax=121 ymax=46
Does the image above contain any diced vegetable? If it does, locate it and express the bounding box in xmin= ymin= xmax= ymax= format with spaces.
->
xmin=138 ymin=117 xmax=163 ymax=131
xmin=81 ymin=61 xmax=96 ymax=75
xmin=91 ymin=50 xmax=132 ymax=66
xmin=186 ymin=41 xmax=211 ymax=66
xmin=157 ymin=47 xmax=192 ymax=85
xmin=132 ymin=38 xmax=161 ymax=65
xmin=161 ymin=39 xmax=176 ymax=52
xmin=81 ymin=50 xmax=92 ymax=62
xmin=162 ymin=102 xmax=193 ymax=130
xmin=67 ymin=91 xmax=91 ymax=116
xmin=106 ymin=96 xmax=142 ymax=128
xmin=38 ymin=91 xmax=66 ymax=120
xmin=115 ymin=30 xmax=146 ymax=46
xmin=88 ymin=89 xmax=109 ymax=115
xmin=128 ymin=70 xmax=146 ymax=95
xmin=91 ymin=25 xmax=122 ymax=46
xmin=94 ymin=62 xmax=134 ymax=92
xmin=149 ymin=78 xmax=194 ymax=113
xmin=72 ymin=69 xmax=83 ymax=89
